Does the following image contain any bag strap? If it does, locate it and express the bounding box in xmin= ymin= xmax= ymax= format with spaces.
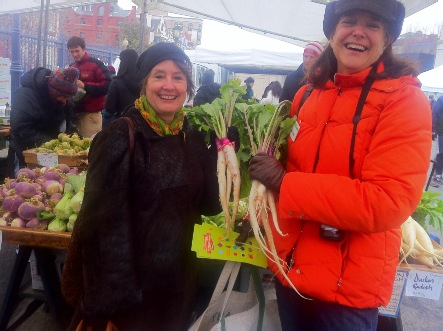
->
xmin=348 ymin=64 xmax=377 ymax=178
xmin=121 ymin=117 xmax=135 ymax=159
xmin=218 ymin=264 xmax=265 ymax=331
xmin=207 ymin=261 xmax=238 ymax=306
xmin=295 ymin=84 xmax=314 ymax=117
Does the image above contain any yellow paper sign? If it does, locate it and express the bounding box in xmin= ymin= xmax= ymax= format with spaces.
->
xmin=192 ymin=223 xmax=268 ymax=268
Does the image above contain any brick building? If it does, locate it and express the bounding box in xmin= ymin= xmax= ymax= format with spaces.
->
xmin=60 ymin=2 xmax=137 ymax=48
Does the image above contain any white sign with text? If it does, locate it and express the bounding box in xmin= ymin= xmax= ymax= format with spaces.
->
xmin=405 ymin=270 xmax=443 ymax=300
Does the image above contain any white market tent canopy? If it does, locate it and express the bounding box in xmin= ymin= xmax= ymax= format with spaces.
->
xmin=185 ymin=46 xmax=303 ymax=75
xmin=418 ymin=65 xmax=443 ymax=94
xmin=138 ymin=0 xmax=438 ymax=48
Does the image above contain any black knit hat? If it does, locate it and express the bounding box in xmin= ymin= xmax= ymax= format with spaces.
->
xmin=136 ymin=42 xmax=192 ymax=81
xmin=323 ymin=0 xmax=405 ymax=41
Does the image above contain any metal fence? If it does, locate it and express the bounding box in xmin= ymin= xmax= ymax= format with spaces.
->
xmin=0 ymin=29 xmax=120 ymax=72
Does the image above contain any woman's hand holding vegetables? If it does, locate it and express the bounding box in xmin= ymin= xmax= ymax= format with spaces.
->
xmin=249 ymin=153 xmax=285 ymax=192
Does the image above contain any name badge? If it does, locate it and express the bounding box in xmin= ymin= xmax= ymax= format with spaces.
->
xmin=290 ymin=122 xmax=300 ymax=142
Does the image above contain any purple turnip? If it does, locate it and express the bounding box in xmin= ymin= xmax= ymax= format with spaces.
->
xmin=3 ymin=195 xmax=25 ymax=213
xmin=18 ymin=198 xmax=45 ymax=220
xmin=16 ymin=168 xmax=36 ymax=182
xmin=33 ymin=167 xmax=45 ymax=177
xmin=48 ymin=192 xmax=62 ymax=205
xmin=57 ymin=164 xmax=71 ymax=174
xmin=26 ymin=218 xmax=41 ymax=228
xmin=10 ymin=217 xmax=26 ymax=227
xmin=4 ymin=178 xmax=17 ymax=190
xmin=43 ymin=170 xmax=62 ymax=182
xmin=42 ymin=180 xmax=63 ymax=196
xmin=15 ymin=181 xmax=37 ymax=199
xmin=68 ymin=168 xmax=79 ymax=175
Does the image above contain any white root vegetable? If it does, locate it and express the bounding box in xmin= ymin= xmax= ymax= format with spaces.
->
xmin=222 ymin=143 xmax=241 ymax=231
xmin=217 ymin=149 xmax=230 ymax=226
xmin=400 ymin=216 xmax=443 ymax=268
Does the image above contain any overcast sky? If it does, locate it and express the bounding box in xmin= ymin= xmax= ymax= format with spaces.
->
xmin=118 ymin=0 xmax=443 ymax=51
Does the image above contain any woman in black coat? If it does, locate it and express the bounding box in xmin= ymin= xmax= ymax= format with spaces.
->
xmin=62 ymin=42 xmax=222 ymax=331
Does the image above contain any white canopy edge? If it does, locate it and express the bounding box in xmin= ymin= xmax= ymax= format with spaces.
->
xmin=418 ymin=65 xmax=443 ymax=93
xmin=185 ymin=46 xmax=303 ymax=73
xmin=140 ymin=0 xmax=438 ymax=48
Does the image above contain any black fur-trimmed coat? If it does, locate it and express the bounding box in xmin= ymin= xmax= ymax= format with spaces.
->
xmin=62 ymin=107 xmax=221 ymax=330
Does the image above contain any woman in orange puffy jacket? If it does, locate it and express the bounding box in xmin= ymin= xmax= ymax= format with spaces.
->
xmin=248 ymin=0 xmax=432 ymax=330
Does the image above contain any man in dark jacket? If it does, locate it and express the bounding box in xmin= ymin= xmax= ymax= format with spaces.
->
xmin=9 ymin=67 xmax=79 ymax=177
xmin=68 ymin=36 xmax=112 ymax=138
xmin=279 ymin=41 xmax=324 ymax=102
xmin=193 ymin=69 xmax=221 ymax=107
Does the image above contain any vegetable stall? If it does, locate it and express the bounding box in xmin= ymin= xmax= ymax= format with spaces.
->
xmin=0 ymin=133 xmax=90 ymax=331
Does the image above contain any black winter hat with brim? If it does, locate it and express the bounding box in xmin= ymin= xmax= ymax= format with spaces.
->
xmin=136 ymin=42 xmax=192 ymax=81
xmin=323 ymin=0 xmax=405 ymax=41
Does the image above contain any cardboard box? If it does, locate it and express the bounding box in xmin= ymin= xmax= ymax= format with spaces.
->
xmin=23 ymin=149 xmax=88 ymax=168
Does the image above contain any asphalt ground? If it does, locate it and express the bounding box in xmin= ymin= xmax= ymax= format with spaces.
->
xmin=0 ymin=143 xmax=442 ymax=331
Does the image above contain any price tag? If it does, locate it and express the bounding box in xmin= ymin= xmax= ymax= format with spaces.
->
xmin=36 ymin=153 xmax=58 ymax=167
xmin=405 ymin=270 xmax=443 ymax=300
xmin=290 ymin=122 xmax=300 ymax=142
xmin=379 ymin=270 xmax=408 ymax=317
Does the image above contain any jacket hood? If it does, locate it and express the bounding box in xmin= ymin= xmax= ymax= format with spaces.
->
xmin=119 ymin=72 xmax=141 ymax=94
xmin=20 ymin=67 xmax=51 ymax=93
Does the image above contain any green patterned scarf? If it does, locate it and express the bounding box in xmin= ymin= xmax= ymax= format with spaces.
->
xmin=135 ymin=95 xmax=185 ymax=136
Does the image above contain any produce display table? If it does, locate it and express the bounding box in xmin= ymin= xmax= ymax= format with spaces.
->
xmin=0 ymin=227 xmax=72 ymax=331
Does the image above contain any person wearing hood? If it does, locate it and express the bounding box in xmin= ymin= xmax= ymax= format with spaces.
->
xmin=192 ymin=69 xmax=221 ymax=107
xmin=103 ymin=49 xmax=140 ymax=128
xmin=249 ymin=0 xmax=431 ymax=330
xmin=9 ymin=67 xmax=79 ymax=177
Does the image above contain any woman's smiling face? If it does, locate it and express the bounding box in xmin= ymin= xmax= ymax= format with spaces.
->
xmin=330 ymin=11 xmax=392 ymax=74
xmin=145 ymin=60 xmax=188 ymax=123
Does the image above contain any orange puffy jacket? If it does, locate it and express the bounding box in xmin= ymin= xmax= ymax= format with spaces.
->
xmin=268 ymin=64 xmax=432 ymax=308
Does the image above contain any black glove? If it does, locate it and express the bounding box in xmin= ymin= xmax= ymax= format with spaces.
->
xmin=249 ymin=152 xmax=285 ymax=192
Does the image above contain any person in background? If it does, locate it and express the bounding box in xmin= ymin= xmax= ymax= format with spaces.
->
xmin=431 ymin=95 xmax=443 ymax=187
xmin=260 ymin=81 xmax=282 ymax=105
xmin=249 ymin=0 xmax=431 ymax=330
xmin=8 ymin=67 xmax=79 ymax=177
xmin=429 ymin=94 xmax=435 ymax=108
xmin=62 ymin=42 xmax=223 ymax=331
xmin=67 ymin=36 xmax=112 ymax=138
xmin=279 ymin=41 xmax=324 ymax=103
xmin=192 ymin=69 xmax=221 ymax=107
xmin=242 ymin=76 xmax=257 ymax=101
xmin=103 ymin=49 xmax=140 ymax=128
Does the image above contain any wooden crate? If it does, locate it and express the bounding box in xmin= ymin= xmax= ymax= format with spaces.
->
xmin=23 ymin=150 xmax=88 ymax=168
xmin=0 ymin=226 xmax=71 ymax=249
